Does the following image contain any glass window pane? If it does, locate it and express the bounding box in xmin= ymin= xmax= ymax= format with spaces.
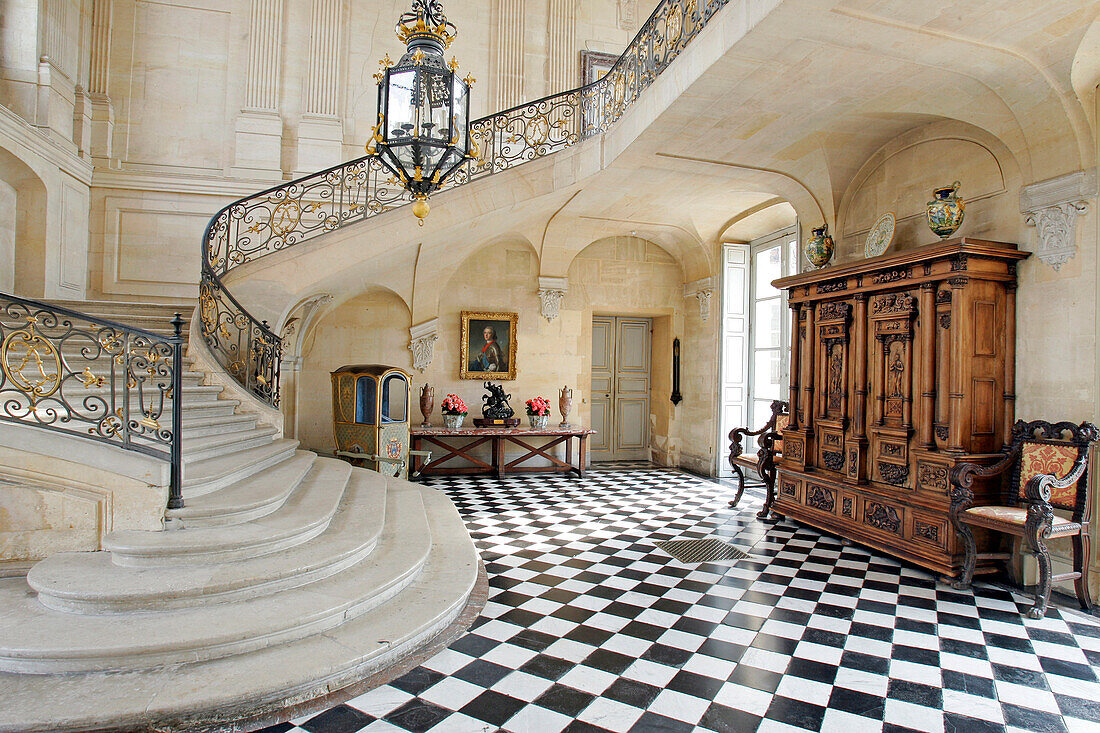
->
xmin=754 ymin=297 xmax=781 ymax=349
xmin=788 ymin=240 xmax=798 ymax=275
xmin=382 ymin=374 xmax=408 ymax=423
xmin=355 ymin=377 xmax=377 ymax=425
xmin=753 ymin=349 xmax=782 ymax=400
xmin=755 ymin=245 xmax=782 ymax=298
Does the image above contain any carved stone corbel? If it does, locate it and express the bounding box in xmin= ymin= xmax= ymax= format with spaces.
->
xmin=537 ymin=276 xmax=568 ymax=321
xmin=684 ymin=277 xmax=716 ymax=322
xmin=409 ymin=318 xmax=439 ymax=372
xmin=1020 ymin=169 xmax=1096 ymax=271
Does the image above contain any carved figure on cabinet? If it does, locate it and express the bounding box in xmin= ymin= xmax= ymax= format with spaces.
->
xmin=828 ymin=343 xmax=844 ymax=409
xmin=888 ymin=345 xmax=905 ymax=398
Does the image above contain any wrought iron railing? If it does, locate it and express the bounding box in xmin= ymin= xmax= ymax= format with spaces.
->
xmin=199 ymin=0 xmax=728 ymax=407
xmin=0 ymin=294 xmax=185 ymax=508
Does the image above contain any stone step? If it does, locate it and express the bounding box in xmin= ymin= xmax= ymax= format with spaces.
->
xmin=182 ymin=438 xmax=299 ymax=498
xmin=167 ymin=450 xmax=315 ymax=527
xmin=110 ymin=455 xmax=348 ymax=566
xmin=59 ymin=384 xmax=224 ymax=403
xmin=182 ymin=424 xmax=279 ymax=463
xmin=0 ymin=480 xmax=434 ymax=674
xmin=180 ymin=412 xmax=260 ymax=440
xmin=42 ymin=300 xmax=194 ymax=315
xmin=0 ymin=483 xmax=477 ymax=730
xmin=28 ymin=468 xmax=388 ymax=613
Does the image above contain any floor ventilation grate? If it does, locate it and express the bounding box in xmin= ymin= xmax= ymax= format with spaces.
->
xmin=655 ymin=537 xmax=751 ymax=564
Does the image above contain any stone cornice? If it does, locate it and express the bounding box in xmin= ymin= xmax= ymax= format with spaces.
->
xmin=0 ymin=105 xmax=92 ymax=185
xmin=91 ymin=168 xmax=283 ymax=199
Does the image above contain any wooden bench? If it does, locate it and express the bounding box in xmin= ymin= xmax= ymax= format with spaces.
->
xmin=728 ymin=400 xmax=789 ymax=519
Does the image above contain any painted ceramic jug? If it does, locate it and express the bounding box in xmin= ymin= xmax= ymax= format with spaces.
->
xmin=926 ymin=181 xmax=965 ymax=238
xmin=805 ymin=225 xmax=835 ymax=269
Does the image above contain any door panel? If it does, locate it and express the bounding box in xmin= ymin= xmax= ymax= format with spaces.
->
xmin=591 ymin=316 xmax=651 ymax=461
xmin=616 ymin=398 xmax=648 ymax=451
xmin=590 ymin=399 xmax=610 ymax=453
xmin=591 ymin=317 xmax=615 ymax=456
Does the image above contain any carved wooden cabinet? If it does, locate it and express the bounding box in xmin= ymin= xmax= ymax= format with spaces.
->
xmin=772 ymin=239 xmax=1028 ymax=577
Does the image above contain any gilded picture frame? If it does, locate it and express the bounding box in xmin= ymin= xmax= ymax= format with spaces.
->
xmin=460 ymin=311 xmax=518 ymax=381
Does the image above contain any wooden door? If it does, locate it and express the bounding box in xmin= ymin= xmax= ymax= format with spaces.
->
xmin=590 ymin=317 xmax=614 ymax=455
xmin=591 ymin=316 xmax=651 ymax=461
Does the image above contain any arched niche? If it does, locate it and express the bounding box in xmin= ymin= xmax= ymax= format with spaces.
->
xmin=295 ymin=287 xmax=413 ymax=454
xmin=835 ymin=119 xmax=1023 ymax=264
xmin=720 ymin=200 xmax=798 ymax=244
xmin=0 ymin=145 xmax=48 ymax=296
xmin=565 ymin=235 xmax=684 ymax=316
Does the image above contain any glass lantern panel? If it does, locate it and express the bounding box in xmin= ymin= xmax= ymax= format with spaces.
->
xmin=381 ymin=374 xmax=408 ymax=424
xmin=385 ymin=70 xmax=416 ymax=142
xmin=452 ymin=76 xmax=468 ymax=151
xmin=354 ymin=376 xmax=377 ymax=425
xmin=415 ymin=71 xmax=448 ymax=140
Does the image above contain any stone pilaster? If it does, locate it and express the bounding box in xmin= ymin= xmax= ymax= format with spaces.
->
xmin=86 ymin=0 xmax=114 ymax=163
xmin=546 ymin=0 xmax=576 ymax=94
xmin=496 ymin=0 xmax=525 ymax=110
xmin=296 ymin=0 xmax=344 ymax=176
xmin=234 ymin=0 xmax=285 ymax=178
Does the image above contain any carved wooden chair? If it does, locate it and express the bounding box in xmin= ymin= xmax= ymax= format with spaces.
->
xmin=949 ymin=419 xmax=1099 ymax=619
xmin=728 ymin=400 xmax=789 ymax=519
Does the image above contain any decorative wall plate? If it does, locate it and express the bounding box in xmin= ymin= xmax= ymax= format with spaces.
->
xmin=865 ymin=212 xmax=896 ymax=258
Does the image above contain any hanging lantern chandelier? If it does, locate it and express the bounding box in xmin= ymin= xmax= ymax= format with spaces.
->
xmin=367 ymin=0 xmax=475 ymax=226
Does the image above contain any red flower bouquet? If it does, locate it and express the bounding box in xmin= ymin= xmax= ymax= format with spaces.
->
xmin=441 ymin=394 xmax=468 ymax=416
xmin=525 ymin=396 xmax=551 ymax=416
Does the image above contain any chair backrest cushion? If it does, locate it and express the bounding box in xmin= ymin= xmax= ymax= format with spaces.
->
xmin=773 ymin=413 xmax=789 ymax=453
xmin=1018 ymin=442 xmax=1082 ymax=509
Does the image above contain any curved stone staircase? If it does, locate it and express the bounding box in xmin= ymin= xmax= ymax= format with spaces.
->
xmin=0 ymin=303 xmax=480 ymax=732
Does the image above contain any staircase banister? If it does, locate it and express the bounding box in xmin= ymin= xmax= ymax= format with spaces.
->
xmin=198 ymin=0 xmax=731 ymax=409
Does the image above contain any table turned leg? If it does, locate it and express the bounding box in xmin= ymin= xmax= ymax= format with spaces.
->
xmin=493 ymin=437 xmax=505 ymax=479
xmin=577 ymin=435 xmax=587 ymax=478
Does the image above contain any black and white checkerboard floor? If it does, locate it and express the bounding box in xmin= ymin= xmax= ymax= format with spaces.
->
xmin=260 ymin=466 xmax=1100 ymax=733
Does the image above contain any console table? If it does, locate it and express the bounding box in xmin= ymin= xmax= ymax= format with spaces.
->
xmin=410 ymin=425 xmax=596 ymax=479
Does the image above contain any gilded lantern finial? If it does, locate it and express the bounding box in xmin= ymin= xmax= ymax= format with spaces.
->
xmin=395 ymin=0 xmax=457 ymax=49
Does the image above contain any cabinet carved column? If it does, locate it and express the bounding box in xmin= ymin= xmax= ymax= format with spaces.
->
xmin=771 ymin=239 xmax=1028 ymax=577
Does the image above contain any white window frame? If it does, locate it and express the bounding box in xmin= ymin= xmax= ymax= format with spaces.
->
xmin=746 ymin=226 xmax=799 ymax=446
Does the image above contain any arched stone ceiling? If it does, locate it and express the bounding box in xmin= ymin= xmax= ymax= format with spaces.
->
xmin=227 ymin=0 xmax=1099 ymax=325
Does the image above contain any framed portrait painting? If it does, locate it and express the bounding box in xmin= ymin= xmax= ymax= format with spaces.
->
xmin=460 ymin=311 xmax=518 ymax=380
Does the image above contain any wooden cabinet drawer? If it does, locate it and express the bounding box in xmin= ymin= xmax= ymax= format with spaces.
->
xmin=804 ymin=483 xmax=838 ymax=516
xmin=909 ymin=511 xmax=948 ymax=551
xmin=778 ymin=476 xmax=802 ymax=503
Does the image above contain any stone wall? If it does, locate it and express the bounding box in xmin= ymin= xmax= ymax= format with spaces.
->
xmin=293 ymin=235 xmax=718 ymax=472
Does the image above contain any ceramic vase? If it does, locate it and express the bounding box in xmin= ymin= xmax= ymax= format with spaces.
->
xmin=559 ymin=385 xmax=573 ymax=427
xmin=926 ymin=181 xmax=965 ymax=239
xmin=419 ymin=384 xmax=434 ymax=427
xmin=443 ymin=413 xmax=464 ymax=430
xmin=805 ymin=225 xmax=835 ymax=269
xmin=528 ymin=414 xmax=549 ymax=430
